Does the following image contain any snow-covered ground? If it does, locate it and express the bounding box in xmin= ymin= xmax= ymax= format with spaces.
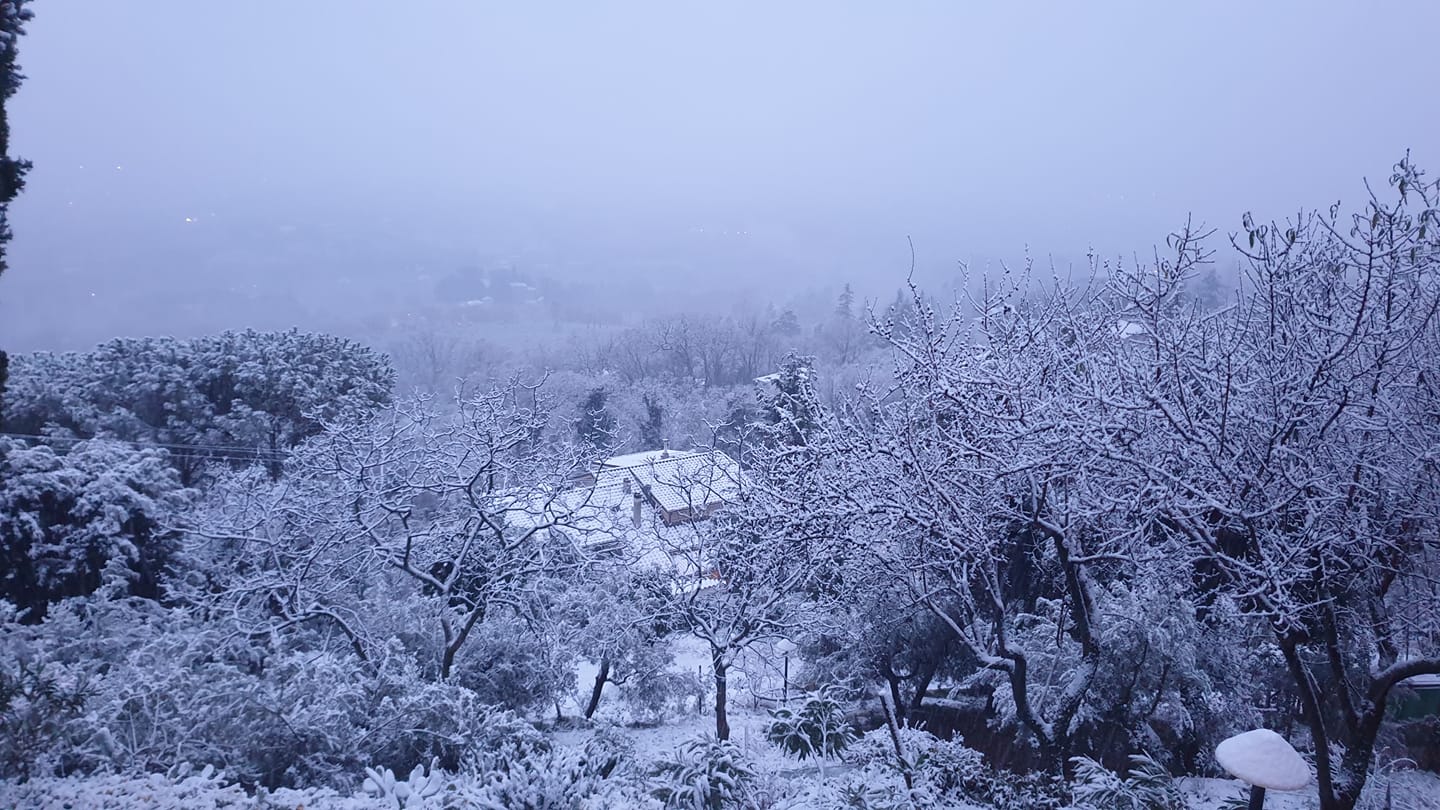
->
xmin=7 ymin=637 xmax=1440 ymax=808
xmin=1179 ymin=772 xmax=1440 ymax=810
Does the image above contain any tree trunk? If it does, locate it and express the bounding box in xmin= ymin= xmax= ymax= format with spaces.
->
xmin=713 ymin=650 xmax=730 ymax=740
xmin=584 ymin=658 xmax=611 ymax=719
xmin=885 ymin=671 xmax=906 ymax=725
xmin=1282 ymin=642 xmax=1350 ymax=810
xmin=911 ymin=665 xmax=935 ymax=713
xmin=440 ymin=605 xmax=486 ymax=680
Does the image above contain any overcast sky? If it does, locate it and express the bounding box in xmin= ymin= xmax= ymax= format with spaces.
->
xmin=2 ymin=1 xmax=1437 ymax=349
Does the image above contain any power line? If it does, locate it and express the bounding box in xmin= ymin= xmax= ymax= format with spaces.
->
xmin=0 ymin=431 xmax=290 ymax=460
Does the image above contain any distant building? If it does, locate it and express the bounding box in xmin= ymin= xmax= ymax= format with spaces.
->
xmin=509 ymin=448 xmax=744 ymax=584
xmin=584 ymin=448 xmax=743 ymax=526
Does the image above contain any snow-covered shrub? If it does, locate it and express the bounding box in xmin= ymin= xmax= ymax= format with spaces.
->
xmin=465 ymin=744 xmax=659 ymax=810
xmin=908 ymin=735 xmax=991 ymax=799
xmin=1076 ymin=584 xmax=1267 ymax=775
xmin=0 ymin=764 xmax=364 ymax=809
xmin=0 ymin=658 xmax=89 ymax=779
xmin=847 ymin=726 xmax=987 ymax=801
xmin=765 ymin=687 xmax=856 ymax=761
xmin=5 ymin=331 xmax=395 ymax=481
xmin=620 ymin=670 xmax=702 ymax=726
xmin=361 ymin=758 xmax=446 ymax=808
xmin=0 ymin=594 xmax=500 ymax=790
xmin=1069 ymin=754 xmax=1184 ymax=810
xmin=462 ymin=707 xmax=553 ymax=774
xmin=648 ymin=735 xmax=758 ymax=810
xmin=846 ymin=726 xmax=1063 ymax=810
xmin=984 ymin=770 xmax=1066 ymax=810
xmin=773 ymin=765 xmax=914 ymax=810
xmin=0 ymin=438 xmax=192 ymax=620
xmin=451 ymin=617 xmax=575 ymax=715
xmin=577 ymin=723 xmax=635 ymax=780
xmin=845 ymin=724 xmax=932 ymax=769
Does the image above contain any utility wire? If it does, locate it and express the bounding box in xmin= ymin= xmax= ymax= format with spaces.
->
xmin=0 ymin=431 xmax=290 ymax=460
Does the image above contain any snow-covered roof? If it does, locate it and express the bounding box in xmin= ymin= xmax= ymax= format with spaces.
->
xmin=501 ymin=449 xmax=740 ymax=589
xmin=599 ymin=449 xmax=674 ymax=469
xmin=619 ymin=446 xmax=743 ymax=510
xmin=1214 ymin=729 xmax=1310 ymax=791
xmin=1402 ymin=673 xmax=1440 ymax=689
xmin=1115 ymin=319 xmax=1147 ymax=339
xmin=595 ymin=449 xmax=743 ymax=515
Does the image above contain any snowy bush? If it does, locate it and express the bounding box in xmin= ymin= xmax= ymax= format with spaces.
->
xmin=451 ymin=617 xmax=575 ymax=714
xmin=849 ymin=726 xmax=992 ymax=804
xmin=846 ymin=726 xmax=1063 ymax=810
xmin=648 ymin=735 xmax=758 ymax=810
xmin=772 ymin=764 xmax=914 ymax=810
xmin=464 ymin=744 xmax=659 ymax=810
xmin=0 ymin=594 xmax=504 ymax=790
xmin=0 ymin=764 xmax=367 ymax=809
xmin=361 ymin=759 xmax=446 ymax=808
xmin=620 ymin=670 xmax=702 ymax=726
xmin=1069 ymin=754 xmax=1184 ymax=810
xmin=765 ymin=687 xmax=856 ymax=761
xmin=0 ymin=438 xmax=192 ymax=619
xmin=5 ymin=330 xmax=395 ymax=480
xmin=462 ymin=707 xmax=553 ymax=774
xmin=984 ymin=770 xmax=1067 ymax=810
xmin=0 ymin=658 xmax=89 ymax=779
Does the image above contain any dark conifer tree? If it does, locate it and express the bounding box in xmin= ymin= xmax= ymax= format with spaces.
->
xmin=575 ymin=387 xmax=616 ymax=451
xmin=834 ymin=283 xmax=855 ymax=320
xmin=758 ymin=352 xmax=820 ymax=447
xmin=772 ymin=308 xmax=801 ymax=337
xmin=638 ymin=393 xmax=664 ymax=450
xmin=0 ymin=0 xmax=32 ymax=429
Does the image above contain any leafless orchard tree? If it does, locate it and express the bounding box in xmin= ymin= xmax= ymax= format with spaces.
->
xmin=1088 ymin=158 xmax=1440 ymax=810
xmin=813 ymin=266 xmax=1140 ymax=772
xmin=192 ymin=376 xmax=593 ymax=680
xmin=794 ymin=160 xmax=1440 ymax=801
xmin=646 ymin=456 xmax=824 ymax=741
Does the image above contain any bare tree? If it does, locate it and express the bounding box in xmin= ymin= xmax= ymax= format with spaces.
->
xmin=193 ymin=377 xmax=593 ymax=680
xmin=648 ymin=456 xmax=818 ymax=740
xmin=1090 ymin=160 xmax=1440 ymax=810
xmin=813 ymin=268 xmax=1137 ymax=771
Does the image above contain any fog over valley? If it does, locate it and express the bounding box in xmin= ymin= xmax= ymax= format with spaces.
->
xmin=3 ymin=2 xmax=1435 ymax=353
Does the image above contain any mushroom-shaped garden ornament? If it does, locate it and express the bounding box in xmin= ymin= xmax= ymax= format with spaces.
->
xmin=1214 ymin=729 xmax=1310 ymax=809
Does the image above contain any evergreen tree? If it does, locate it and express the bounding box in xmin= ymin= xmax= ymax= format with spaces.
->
xmin=575 ymin=387 xmax=616 ymax=451
xmin=758 ymin=353 xmax=820 ymax=447
xmin=772 ymin=308 xmax=801 ymax=337
xmin=835 ymin=284 xmax=855 ymax=320
xmin=0 ymin=0 xmax=32 ymax=429
xmin=638 ymin=393 xmax=664 ymax=450
xmin=713 ymin=394 xmax=762 ymax=467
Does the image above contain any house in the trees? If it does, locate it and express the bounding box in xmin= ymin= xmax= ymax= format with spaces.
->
xmin=510 ymin=448 xmax=743 ymax=581
xmin=580 ymin=448 xmax=743 ymax=526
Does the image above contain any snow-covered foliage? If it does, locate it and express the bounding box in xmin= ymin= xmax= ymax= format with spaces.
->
xmin=844 ymin=727 xmax=1065 ymax=810
xmin=5 ymin=329 xmax=393 ymax=480
xmin=0 ymin=438 xmax=191 ymax=619
xmin=361 ymin=759 xmax=445 ymax=808
xmin=1070 ymin=754 xmax=1185 ymax=810
xmin=190 ymin=378 xmax=590 ymax=684
xmin=765 ymin=688 xmax=856 ymax=761
xmin=647 ymin=735 xmax=758 ymax=810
